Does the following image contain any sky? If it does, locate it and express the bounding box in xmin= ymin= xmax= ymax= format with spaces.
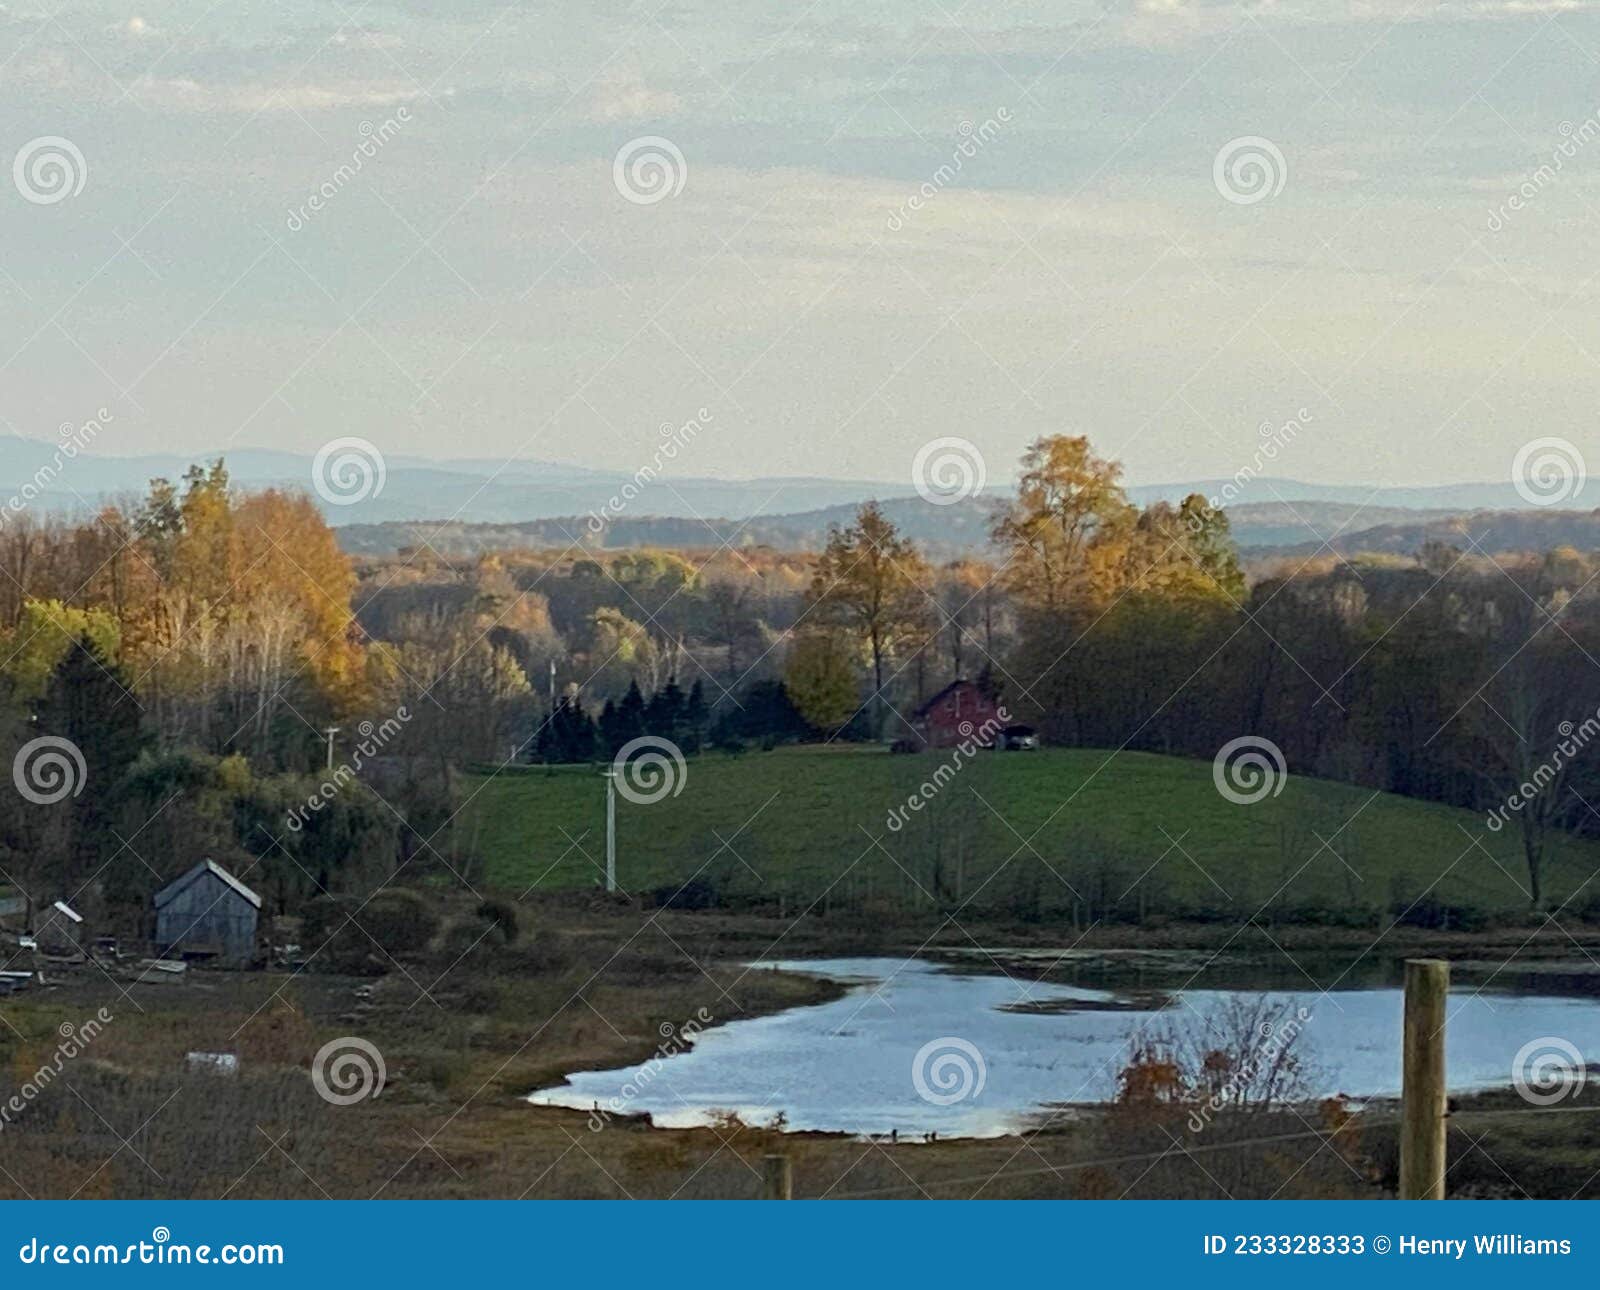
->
xmin=1 ymin=0 xmax=1597 ymax=498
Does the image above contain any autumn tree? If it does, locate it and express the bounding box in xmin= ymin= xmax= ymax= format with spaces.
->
xmin=783 ymin=631 xmax=860 ymax=736
xmin=990 ymin=435 xmax=1133 ymax=611
xmin=804 ymin=502 xmax=931 ymax=735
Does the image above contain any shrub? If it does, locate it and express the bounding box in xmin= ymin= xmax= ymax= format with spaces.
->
xmin=475 ymin=899 xmax=519 ymax=945
xmin=360 ymin=890 xmax=439 ymax=954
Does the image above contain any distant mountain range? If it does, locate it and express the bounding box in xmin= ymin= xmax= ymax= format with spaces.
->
xmin=0 ymin=436 xmax=892 ymax=524
xmin=334 ymin=498 xmax=1600 ymax=563
xmin=0 ymin=433 xmax=1592 ymax=560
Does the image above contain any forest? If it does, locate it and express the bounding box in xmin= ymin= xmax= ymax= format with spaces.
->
xmin=1 ymin=437 xmax=1596 ymax=933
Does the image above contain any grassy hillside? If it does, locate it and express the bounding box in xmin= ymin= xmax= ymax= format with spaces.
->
xmin=464 ymin=747 xmax=1598 ymax=924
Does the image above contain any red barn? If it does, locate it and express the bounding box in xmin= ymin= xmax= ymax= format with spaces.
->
xmin=909 ymin=680 xmax=1003 ymax=750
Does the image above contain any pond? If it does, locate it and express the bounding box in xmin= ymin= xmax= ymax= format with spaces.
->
xmin=527 ymin=956 xmax=1600 ymax=1138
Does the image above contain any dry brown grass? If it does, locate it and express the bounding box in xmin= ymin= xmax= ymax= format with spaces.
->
xmin=0 ymin=896 xmax=1577 ymax=1200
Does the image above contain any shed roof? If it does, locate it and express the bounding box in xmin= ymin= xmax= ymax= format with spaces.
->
xmin=154 ymin=859 xmax=262 ymax=911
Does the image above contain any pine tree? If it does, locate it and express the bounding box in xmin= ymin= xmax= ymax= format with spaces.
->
xmin=682 ymin=680 xmax=709 ymax=754
xmin=616 ymin=681 xmax=647 ymax=749
xmin=646 ymin=678 xmax=687 ymax=746
xmin=32 ymin=635 xmax=146 ymax=895
xmin=598 ymin=698 xmax=625 ymax=758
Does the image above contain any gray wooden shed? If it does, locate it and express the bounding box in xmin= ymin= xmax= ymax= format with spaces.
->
xmin=153 ymin=860 xmax=261 ymax=964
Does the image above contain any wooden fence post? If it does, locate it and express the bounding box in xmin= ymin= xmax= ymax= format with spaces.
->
xmin=762 ymin=1153 xmax=792 ymax=1199
xmin=1400 ymin=958 xmax=1448 ymax=1199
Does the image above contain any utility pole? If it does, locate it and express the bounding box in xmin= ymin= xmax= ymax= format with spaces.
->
xmin=323 ymin=726 xmax=340 ymax=772
xmin=549 ymin=659 xmax=557 ymax=713
xmin=602 ymin=768 xmax=616 ymax=894
xmin=1400 ymin=958 xmax=1448 ymax=1199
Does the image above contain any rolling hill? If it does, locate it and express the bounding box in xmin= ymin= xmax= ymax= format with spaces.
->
xmin=464 ymin=746 xmax=1589 ymax=921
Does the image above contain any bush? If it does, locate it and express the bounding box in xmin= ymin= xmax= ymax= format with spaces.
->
xmin=1389 ymin=894 xmax=1494 ymax=932
xmin=475 ymin=898 xmax=519 ymax=945
xmin=650 ymin=874 xmax=722 ymax=910
xmin=360 ymin=889 xmax=440 ymax=954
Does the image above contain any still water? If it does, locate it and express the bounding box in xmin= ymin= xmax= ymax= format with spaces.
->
xmin=528 ymin=957 xmax=1600 ymax=1138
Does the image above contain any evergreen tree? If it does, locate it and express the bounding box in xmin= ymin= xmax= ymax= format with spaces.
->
xmin=645 ymin=678 xmax=687 ymax=746
xmin=682 ymin=679 xmax=709 ymax=754
xmin=598 ymin=698 xmax=625 ymax=758
xmin=615 ymin=681 xmax=647 ymax=749
xmin=543 ymin=696 xmax=596 ymax=763
xmin=32 ymin=635 xmax=146 ymax=895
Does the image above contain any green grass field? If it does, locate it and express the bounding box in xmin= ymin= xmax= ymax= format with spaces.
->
xmin=464 ymin=746 xmax=1599 ymax=923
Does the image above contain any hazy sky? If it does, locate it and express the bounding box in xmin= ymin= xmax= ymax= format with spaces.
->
xmin=2 ymin=0 xmax=1597 ymax=493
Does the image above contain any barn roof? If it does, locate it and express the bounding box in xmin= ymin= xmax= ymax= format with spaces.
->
xmin=912 ymin=678 xmax=988 ymax=720
xmin=154 ymin=859 xmax=262 ymax=911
